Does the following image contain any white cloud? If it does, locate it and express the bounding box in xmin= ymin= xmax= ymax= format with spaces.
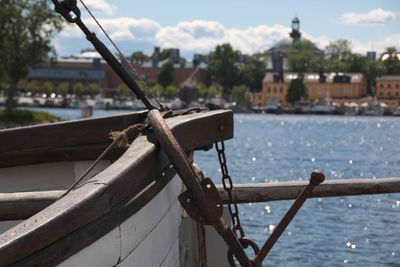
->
xmin=78 ymin=0 xmax=117 ymax=16
xmin=154 ymin=20 xmax=290 ymax=54
xmin=340 ymin=8 xmax=397 ymax=26
xmin=59 ymin=18 xmax=161 ymax=42
xmin=56 ymin=16 xmax=400 ymax=57
xmin=351 ymin=34 xmax=400 ymax=55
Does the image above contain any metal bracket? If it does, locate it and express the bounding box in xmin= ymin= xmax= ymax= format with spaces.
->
xmin=179 ymin=178 xmax=223 ymax=224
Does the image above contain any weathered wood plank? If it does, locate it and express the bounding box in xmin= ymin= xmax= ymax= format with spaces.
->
xmin=216 ymin=177 xmax=400 ymax=203
xmin=0 ymin=190 xmax=63 ymax=221
xmin=0 ymin=111 xmax=148 ymax=154
xmin=2 ymin=177 xmax=400 ymax=220
xmin=0 ymin=109 xmax=233 ymax=266
xmin=0 ymin=144 xmax=125 ymax=168
xmin=116 ymin=198 xmax=181 ymax=267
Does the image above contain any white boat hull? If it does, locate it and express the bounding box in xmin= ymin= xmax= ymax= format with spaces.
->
xmin=59 ymin=176 xmax=183 ymax=267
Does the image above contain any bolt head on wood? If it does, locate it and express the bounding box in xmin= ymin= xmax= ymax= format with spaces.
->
xmin=310 ymin=170 xmax=325 ymax=185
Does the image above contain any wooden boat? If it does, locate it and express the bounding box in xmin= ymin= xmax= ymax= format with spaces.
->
xmin=0 ymin=108 xmax=233 ymax=266
xmin=2 ymin=1 xmax=399 ymax=265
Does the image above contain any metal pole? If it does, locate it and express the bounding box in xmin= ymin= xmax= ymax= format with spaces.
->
xmin=252 ymin=170 xmax=325 ymax=266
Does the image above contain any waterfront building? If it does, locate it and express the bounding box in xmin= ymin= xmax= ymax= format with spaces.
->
xmin=27 ymin=48 xmax=207 ymax=98
xmin=251 ymin=72 xmax=367 ymax=107
xmin=376 ymin=75 xmax=400 ymax=109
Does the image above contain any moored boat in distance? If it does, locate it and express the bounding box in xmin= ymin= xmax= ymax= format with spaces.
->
xmin=311 ymin=100 xmax=332 ymax=114
xmin=392 ymin=106 xmax=400 ymax=116
xmin=361 ymin=101 xmax=384 ymax=116
xmin=265 ymin=98 xmax=280 ymax=114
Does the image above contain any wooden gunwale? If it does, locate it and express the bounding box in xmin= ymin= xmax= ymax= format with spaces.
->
xmin=0 ymin=109 xmax=234 ymax=266
xmin=0 ymin=110 xmax=148 ymax=168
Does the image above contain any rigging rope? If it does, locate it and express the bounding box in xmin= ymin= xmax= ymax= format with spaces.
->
xmin=78 ymin=0 xmax=166 ymax=110
xmin=61 ymin=123 xmax=146 ymax=198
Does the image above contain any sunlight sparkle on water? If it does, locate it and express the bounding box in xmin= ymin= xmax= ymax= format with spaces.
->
xmin=269 ymin=225 xmax=275 ymax=233
xmin=264 ymin=205 xmax=271 ymax=213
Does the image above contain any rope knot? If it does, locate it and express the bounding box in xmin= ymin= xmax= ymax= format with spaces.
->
xmin=109 ymin=123 xmax=146 ymax=147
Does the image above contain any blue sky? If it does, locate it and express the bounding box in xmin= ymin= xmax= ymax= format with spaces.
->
xmin=54 ymin=0 xmax=400 ymax=59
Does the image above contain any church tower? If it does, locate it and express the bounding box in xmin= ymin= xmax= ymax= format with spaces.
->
xmin=289 ymin=17 xmax=301 ymax=43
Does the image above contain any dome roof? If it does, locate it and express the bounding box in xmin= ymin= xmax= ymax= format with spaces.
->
xmin=272 ymin=38 xmax=293 ymax=49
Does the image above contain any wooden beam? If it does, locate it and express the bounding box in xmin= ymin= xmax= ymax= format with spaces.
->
xmin=216 ymin=177 xmax=400 ymax=204
xmin=2 ymin=177 xmax=400 ymax=221
xmin=0 ymin=191 xmax=63 ymax=221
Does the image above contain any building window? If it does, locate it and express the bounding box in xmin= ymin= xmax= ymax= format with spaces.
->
xmin=380 ymin=92 xmax=383 ymax=96
xmin=258 ymin=95 xmax=262 ymax=100
xmin=313 ymin=88 xmax=316 ymax=94
xmin=380 ymin=84 xmax=383 ymax=88
xmin=396 ymin=91 xmax=399 ymax=97
xmin=349 ymin=88 xmax=353 ymax=95
xmin=388 ymin=84 xmax=391 ymax=88
xmin=396 ymin=84 xmax=399 ymax=89
xmin=319 ymin=88 xmax=323 ymax=94
xmin=343 ymin=87 xmax=346 ymax=95
xmin=273 ymin=87 xmax=277 ymax=93
xmin=336 ymin=87 xmax=340 ymax=95
xmin=280 ymin=87 xmax=283 ymax=93
xmin=267 ymin=87 xmax=271 ymax=93
xmin=388 ymin=91 xmax=391 ymax=97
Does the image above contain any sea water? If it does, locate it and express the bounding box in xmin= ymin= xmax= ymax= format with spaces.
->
xmin=195 ymin=114 xmax=400 ymax=266
xmin=24 ymin=108 xmax=400 ymax=266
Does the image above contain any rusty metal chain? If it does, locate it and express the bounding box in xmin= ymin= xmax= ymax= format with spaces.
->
xmin=215 ymin=141 xmax=246 ymax=239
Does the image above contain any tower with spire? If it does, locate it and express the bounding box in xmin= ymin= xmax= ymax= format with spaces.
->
xmin=289 ymin=17 xmax=301 ymax=43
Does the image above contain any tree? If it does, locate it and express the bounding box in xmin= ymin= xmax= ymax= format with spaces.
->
xmin=198 ymin=83 xmax=222 ymax=100
xmin=346 ymin=54 xmax=367 ymax=73
xmin=236 ymin=54 xmax=267 ymax=92
xmin=287 ymin=40 xmax=323 ymax=73
xmin=207 ymin=43 xmax=239 ymax=94
xmin=163 ymin=85 xmax=180 ymax=99
xmin=157 ymin=61 xmax=174 ymax=87
xmin=42 ymin=81 xmax=53 ymax=96
xmin=87 ymin=83 xmax=99 ymax=97
xmin=326 ymin=58 xmax=347 ymax=73
xmin=325 ymin=39 xmax=352 ymax=60
xmin=151 ymin=83 xmax=163 ymax=97
xmin=0 ymin=0 xmax=63 ymax=110
xmin=0 ymin=80 xmax=8 ymax=94
xmin=286 ymin=78 xmax=308 ymax=105
xmin=364 ymin=60 xmax=384 ymax=95
xmin=116 ymin=83 xmax=131 ymax=98
xmin=26 ymin=80 xmax=39 ymax=93
xmin=73 ymin=82 xmax=84 ymax=97
xmin=160 ymin=49 xmax=171 ymax=61
xmin=57 ymin=82 xmax=70 ymax=96
xmin=130 ymin=51 xmax=149 ymax=63
xmin=231 ymin=84 xmax=248 ymax=104
xmin=380 ymin=47 xmax=400 ymax=75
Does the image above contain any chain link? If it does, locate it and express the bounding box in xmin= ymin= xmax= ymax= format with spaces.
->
xmin=215 ymin=141 xmax=245 ymax=239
